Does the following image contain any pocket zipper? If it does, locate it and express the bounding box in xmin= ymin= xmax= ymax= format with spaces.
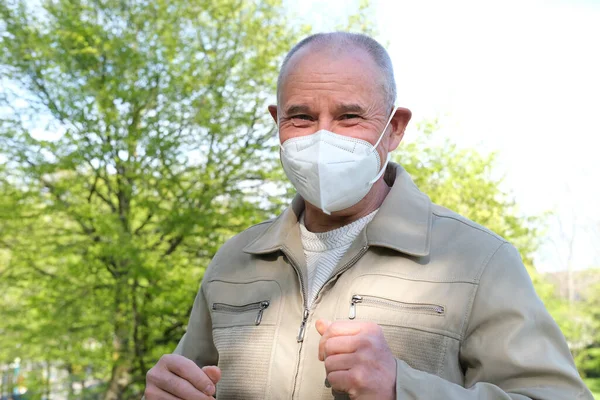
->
xmin=349 ymin=294 xmax=444 ymax=319
xmin=212 ymin=300 xmax=270 ymax=325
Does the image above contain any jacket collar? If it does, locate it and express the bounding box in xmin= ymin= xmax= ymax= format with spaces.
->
xmin=243 ymin=162 xmax=432 ymax=257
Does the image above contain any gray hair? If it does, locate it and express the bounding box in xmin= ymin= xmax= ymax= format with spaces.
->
xmin=276 ymin=32 xmax=397 ymax=109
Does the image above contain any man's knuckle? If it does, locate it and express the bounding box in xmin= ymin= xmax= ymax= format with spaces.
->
xmin=324 ymin=356 xmax=334 ymax=371
xmin=165 ymin=374 xmax=180 ymax=392
xmin=159 ymin=354 xmax=172 ymax=364
xmin=146 ymin=367 xmax=164 ymax=385
xmin=324 ymin=339 xmax=335 ymax=355
xmin=357 ymin=334 xmax=372 ymax=350
xmin=347 ymin=386 xmax=360 ymax=398
xmin=144 ymin=387 xmax=157 ymax=399
xmin=326 ymin=371 xmax=334 ymax=385
xmin=370 ymin=334 xmax=381 ymax=347
xmin=350 ymin=367 xmax=368 ymax=389
xmin=369 ymin=322 xmax=383 ymax=334
xmin=356 ymin=349 xmax=370 ymax=364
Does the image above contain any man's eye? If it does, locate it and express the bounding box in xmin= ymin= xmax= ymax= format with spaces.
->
xmin=341 ymin=114 xmax=360 ymax=120
xmin=291 ymin=115 xmax=313 ymax=121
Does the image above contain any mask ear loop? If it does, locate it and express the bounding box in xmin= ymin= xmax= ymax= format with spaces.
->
xmin=369 ymin=106 xmax=398 ymax=185
xmin=372 ymin=106 xmax=399 ymax=150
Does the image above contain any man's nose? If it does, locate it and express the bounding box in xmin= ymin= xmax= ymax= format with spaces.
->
xmin=316 ymin=116 xmax=335 ymax=132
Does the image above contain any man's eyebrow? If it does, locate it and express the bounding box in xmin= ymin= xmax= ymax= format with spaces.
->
xmin=284 ymin=104 xmax=311 ymax=116
xmin=336 ymin=103 xmax=367 ymax=114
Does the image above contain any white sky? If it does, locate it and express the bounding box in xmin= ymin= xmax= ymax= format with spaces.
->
xmin=285 ymin=0 xmax=600 ymax=272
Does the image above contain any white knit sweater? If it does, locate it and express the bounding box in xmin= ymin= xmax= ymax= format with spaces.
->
xmin=299 ymin=210 xmax=378 ymax=308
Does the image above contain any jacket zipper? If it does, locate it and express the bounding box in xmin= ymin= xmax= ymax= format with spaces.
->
xmin=289 ymin=245 xmax=369 ymax=399
xmin=283 ymin=248 xmax=309 ymax=341
xmin=211 ymin=300 xmax=270 ymax=325
xmin=284 ymin=248 xmax=309 ymax=400
xmin=349 ymin=294 xmax=444 ymax=319
xmin=297 ymin=308 xmax=309 ymax=341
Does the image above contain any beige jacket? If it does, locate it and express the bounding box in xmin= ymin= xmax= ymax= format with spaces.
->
xmin=174 ymin=163 xmax=592 ymax=399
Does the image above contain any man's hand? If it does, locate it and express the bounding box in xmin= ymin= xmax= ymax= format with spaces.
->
xmin=145 ymin=354 xmax=221 ymax=400
xmin=316 ymin=319 xmax=396 ymax=400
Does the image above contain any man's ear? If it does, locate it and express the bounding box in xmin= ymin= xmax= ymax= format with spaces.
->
xmin=388 ymin=107 xmax=412 ymax=151
xmin=268 ymin=105 xmax=278 ymax=125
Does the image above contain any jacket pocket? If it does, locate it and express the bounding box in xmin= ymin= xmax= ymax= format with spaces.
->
xmin=212 ymin=300 xmax=270 ymax=325
xmin=349 ymin=294 xmax=445 ymax=319
xmin=336 ymin=277 xmax=454 ymax=378
xmin=206 ymin=280 xmax=282 ymax=400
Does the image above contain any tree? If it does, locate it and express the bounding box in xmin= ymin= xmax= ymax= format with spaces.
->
xmin=577 ymin=276 xmax=600 ymax=377
xmin=393 ymin=119 xmax=560 ymax=303
xmin=0 ymin=0 xmax=300 ymax=398
xmin=396 ymin=120 xmax=541 ymax=257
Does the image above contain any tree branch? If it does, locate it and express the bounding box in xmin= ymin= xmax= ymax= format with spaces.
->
xmin=133 ymin=212 xmax=153 ymax=236
xmin=162 ymin=235 xmax=184 ymax=258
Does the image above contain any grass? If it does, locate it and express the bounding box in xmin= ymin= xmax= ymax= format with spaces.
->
xmin=585 ymin=378 xmax=600 ymax=399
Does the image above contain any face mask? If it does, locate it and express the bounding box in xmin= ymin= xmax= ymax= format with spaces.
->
xmin=279 ymin=107 xmax=397 ymax=215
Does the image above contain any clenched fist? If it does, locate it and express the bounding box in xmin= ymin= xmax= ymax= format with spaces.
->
xmin=316 ymin=319 xmax=396 ymax=400
xmin=145 ymin=354 xmax=221 ymax=400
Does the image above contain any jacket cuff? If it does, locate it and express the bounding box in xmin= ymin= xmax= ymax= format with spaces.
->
xmin=395 ymin=358 xmax=438 ymax=399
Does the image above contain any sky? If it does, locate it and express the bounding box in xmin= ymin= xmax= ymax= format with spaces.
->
xmin=284 ymin=0 xmax=600 ymax=272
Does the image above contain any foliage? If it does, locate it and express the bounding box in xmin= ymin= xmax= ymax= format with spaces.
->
xmin=0 ymin=0 xmax=299 ymax=398
xmin=584 ymin=378 xmax=600 ymax=399
xmin=395 ymin=119 xmax=542 ymax=261
xmin=575 ymin=279 xmax=600 ymax=377
xmin=336 ymin=0 xmax=377 ymax=36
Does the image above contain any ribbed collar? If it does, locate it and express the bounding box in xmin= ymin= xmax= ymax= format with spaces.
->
xmin=299 ymin=210 xmax=378 ymax=252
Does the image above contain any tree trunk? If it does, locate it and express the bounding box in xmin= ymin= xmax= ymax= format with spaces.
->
xmin=103 ymin=277 xmax=132 ymax=400
xmin=103 ymin=363 xmax=130 ymax=400
xmin=45 ymin=361 xmax=52 ymax=400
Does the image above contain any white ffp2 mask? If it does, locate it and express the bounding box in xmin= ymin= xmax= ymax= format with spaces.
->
xmin=279 ymin=108 xmax=397 ymax=215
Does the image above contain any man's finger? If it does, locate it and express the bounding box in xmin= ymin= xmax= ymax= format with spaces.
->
xmin=315 ymin=319 xmax=331 ymax=336
xmin=324 ymin=321 xmax=364 ymax=337
xmin=318 ymin=321 xmax=363 ymax=353
xmin=151 ymin=373 xmax=212 ymax=400
xmin=326 ymin=370 xmax=352 ymax=395
xmin=324 ymin=353 xmax=357 ymax=373
xmin=145 ymin=385 xmax=190 ymax=400
xmin=146 ymin=385 xmax=216 ymax=400
xmin=319 ymin=334 xmax=358 ymax=361
xmin=202 ymin=366 xmax=221 ymax=385
xmin=165 ymin=356 xmax=216 ymax=396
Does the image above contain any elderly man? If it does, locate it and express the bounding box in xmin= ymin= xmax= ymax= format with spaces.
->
xmin=144 ymin=32 xmax=592 ymax=400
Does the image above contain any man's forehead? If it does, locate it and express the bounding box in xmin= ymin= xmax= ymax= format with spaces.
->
xmin=278 ymin=48 xmax=385 ymax=108
xmin=280 ymin=44 xmax=382 ymax=83
xmin=283 ymin=43 xmax=375 ymax=76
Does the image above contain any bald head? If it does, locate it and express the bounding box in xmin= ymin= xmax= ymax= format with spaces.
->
xmin=277 ymin=32 xmax=397 ymax=108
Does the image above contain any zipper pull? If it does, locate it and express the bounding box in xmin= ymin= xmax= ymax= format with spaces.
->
xmin=255 ymin=301 xmax=270 ymax=325
xmin=297 ymin=308 xmax=309 ymax=342
xmin=349 ymin=295 xmax=362 ymax=319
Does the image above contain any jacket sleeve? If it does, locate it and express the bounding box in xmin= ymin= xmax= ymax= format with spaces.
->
xmin=394 ymin=242 xmax=593 ymax=400
xmin=173 ymin=279 xmax=219 ymax=367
